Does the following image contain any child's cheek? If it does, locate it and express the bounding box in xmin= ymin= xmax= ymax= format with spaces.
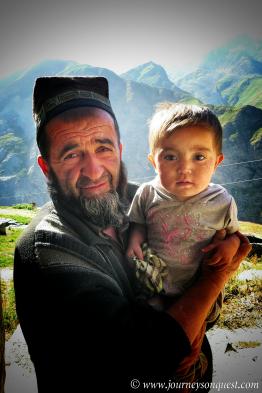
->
xmin=200 ymin=158 xmax=215 ymax=170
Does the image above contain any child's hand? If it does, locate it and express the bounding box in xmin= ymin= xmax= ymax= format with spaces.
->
xmin=126 ymin=242 xmax=144 ymax=260
xmin=126 ymin=223 xmax=146 ymax=260
xmin=202 ymin=232 xmax=241 ymax=267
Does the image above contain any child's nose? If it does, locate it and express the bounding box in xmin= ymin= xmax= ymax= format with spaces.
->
xmin=177 ymin=159 xmax=192 ymax=175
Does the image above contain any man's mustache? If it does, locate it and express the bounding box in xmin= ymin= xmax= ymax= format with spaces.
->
xmin=76 ymin=173 xmax=112 ymax=188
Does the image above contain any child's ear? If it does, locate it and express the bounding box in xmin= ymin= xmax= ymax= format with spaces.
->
xmin=148 ymin=153 xmax=156 ymax=170
xmin=214 ymin=153 xmax=224 ymax=170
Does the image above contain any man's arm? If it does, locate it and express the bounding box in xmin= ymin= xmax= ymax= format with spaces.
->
xmin=202 ymin=232 xmax=240 ymax=265
xmin=15 ymin=231 xmax=251 ymax=386
xmin=16 ymin=247 xmax=191 ymax=378
xmin=167 ymin=231 xmax=251 ymax=343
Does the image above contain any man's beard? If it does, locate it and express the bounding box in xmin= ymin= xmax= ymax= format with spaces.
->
xmin=47 ymin=162 xmax=128 ymax=229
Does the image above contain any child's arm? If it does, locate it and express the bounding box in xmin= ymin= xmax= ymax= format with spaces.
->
xmin=126 ymin=223 xmax=147 ymax=260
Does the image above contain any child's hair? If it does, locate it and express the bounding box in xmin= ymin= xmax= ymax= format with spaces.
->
xmin=148 ymin=102 xmax=223 ymax=154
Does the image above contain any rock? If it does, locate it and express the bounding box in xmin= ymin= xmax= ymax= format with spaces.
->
xmin=225 ymin=342 xmax=238 ymax=353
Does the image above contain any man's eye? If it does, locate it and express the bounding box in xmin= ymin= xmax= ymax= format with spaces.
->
xmin=164 ymin=154 xmax=177 ymax=161
xmin=195 ymin=154 xmax=205 ymax=161
xmin=64 ymin=153 xmax=78 ymax=160
xmin=97 ymin=146 xmax=112 ymax=153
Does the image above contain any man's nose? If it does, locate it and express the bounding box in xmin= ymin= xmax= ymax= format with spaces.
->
xmin=80 ymin=153 xmax=104 ymax=180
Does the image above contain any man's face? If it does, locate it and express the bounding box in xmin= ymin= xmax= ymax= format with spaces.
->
xmin=40 ymin=108 xmax=122 ymax=200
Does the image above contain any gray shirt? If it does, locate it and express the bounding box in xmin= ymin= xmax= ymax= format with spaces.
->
xmin=129 ymin=177 xmax=239 ymax=295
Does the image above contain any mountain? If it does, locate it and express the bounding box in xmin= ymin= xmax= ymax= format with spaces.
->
xmin=121 ymin=61 xmax=201 ymax=104
xmin=212 ymin=105 xmax=262 ymax=222
xmin=200 ymin=35 xmax=262 ymax=69
xmin=121 ymin=61 xmax=174 ymax=90
xmin=0 ymin=60 xmax=199 ymax=207
xmin=175 ymin=36 xmax=262 ymax=107
xmin=0 ymin=40 xmax=261 ymax=222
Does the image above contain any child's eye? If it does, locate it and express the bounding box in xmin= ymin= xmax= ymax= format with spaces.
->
xmin=194 ymin=154 xmax=205 ymax=161
xmin=164 ymin=154 xmax=177 ymax=161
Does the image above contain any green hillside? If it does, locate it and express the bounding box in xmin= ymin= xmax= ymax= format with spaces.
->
xmin=175 ymin=36 xmax=262 ymax=107
xmin=225 ymin=77 xmax=262 ymax=108
xmin=122 ymin=61 xmax=202 ymax=104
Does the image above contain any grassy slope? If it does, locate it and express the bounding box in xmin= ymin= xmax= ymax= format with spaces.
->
xmin=239 ymin=221 xmax=262 ymax=235
xmin=0 ymin=206 xmax=35 ymax=338
xmin=0 ymin=228 xmax=24 ymax=268
xmin=233 ymin=77 xmax=262 ymax=109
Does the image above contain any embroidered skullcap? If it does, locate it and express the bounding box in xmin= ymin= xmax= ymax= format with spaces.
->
xmin=33 ymin=76 xmax=116 ymax=148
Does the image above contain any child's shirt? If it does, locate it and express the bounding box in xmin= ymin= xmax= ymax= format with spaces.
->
xmin=128 ymin=177 xmax=239 ymax=296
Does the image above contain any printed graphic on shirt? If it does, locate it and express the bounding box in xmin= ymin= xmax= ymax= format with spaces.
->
xmin=147 ymin=207 xmax=213 ymax=266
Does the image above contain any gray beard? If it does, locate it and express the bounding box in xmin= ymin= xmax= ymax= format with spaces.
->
xmin=48 ymin=165 xmax=128 ymax=229
xmin=79 ymin=190 xmax=126 ymax=228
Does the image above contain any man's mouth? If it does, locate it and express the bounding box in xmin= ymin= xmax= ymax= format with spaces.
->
xmin=76 ymin=174 xmax=112 ymax=194
xmin=79 ymin=181 xmax=107 ymax=190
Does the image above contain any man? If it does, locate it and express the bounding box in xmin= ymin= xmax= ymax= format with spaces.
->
xmin=14 ymin=77 xmax=250 ymax=393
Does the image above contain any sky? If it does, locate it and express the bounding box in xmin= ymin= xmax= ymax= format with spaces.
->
xmin=0 ymin=0 xmax=262 ymax=78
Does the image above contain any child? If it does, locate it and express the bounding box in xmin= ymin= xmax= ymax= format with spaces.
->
xmin=127 ymin=102 xmax=240 ymax=304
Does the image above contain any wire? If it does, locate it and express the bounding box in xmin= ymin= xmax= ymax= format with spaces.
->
xmin=0 ymin=158 xmax=261 ymax=198
xmin=130 ymin=158 xmax=262 ymax=182
xmin=0 ymin=178 xmax=261 ymax=202
xmin=220 ymin=158 xmax=262 ymax=167
xmin=129 ymin=175 xmax=155 ymax=182
xmin=129 ymin=177 xmax=262 ymax=185
xmin=221 ymin=177 xmax=262 ymax=185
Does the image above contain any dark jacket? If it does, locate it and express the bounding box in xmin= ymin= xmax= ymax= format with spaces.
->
xmin=14 ymin=198 xmax=191 ymax=393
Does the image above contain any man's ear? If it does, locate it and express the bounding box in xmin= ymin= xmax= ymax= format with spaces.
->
xmin=38 ymin=156 xmax=49 ymax=177
xmin=119 ymin=143 xmax=123 ymax=160
xmin=214 ymin=153 xmax=224 ymax=170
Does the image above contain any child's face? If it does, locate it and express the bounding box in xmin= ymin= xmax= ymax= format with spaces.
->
xmin=148 ymin=125 xmax=224 ymax=201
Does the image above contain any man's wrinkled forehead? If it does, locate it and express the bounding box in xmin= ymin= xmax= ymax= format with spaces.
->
xmin=45 ymin=106 xmax=119 ymax=145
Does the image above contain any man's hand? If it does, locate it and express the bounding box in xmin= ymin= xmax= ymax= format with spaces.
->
xmin=202 ymin=230 xmax=252 ymax=280
xmin=202 ymin=232 xmax=240 ymax=266
xmin=232 ymin=231 xmax=252 ymax=264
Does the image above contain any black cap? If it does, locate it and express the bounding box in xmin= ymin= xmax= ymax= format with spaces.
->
xmin=33 ymin=76 xmax=116 ymax=147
